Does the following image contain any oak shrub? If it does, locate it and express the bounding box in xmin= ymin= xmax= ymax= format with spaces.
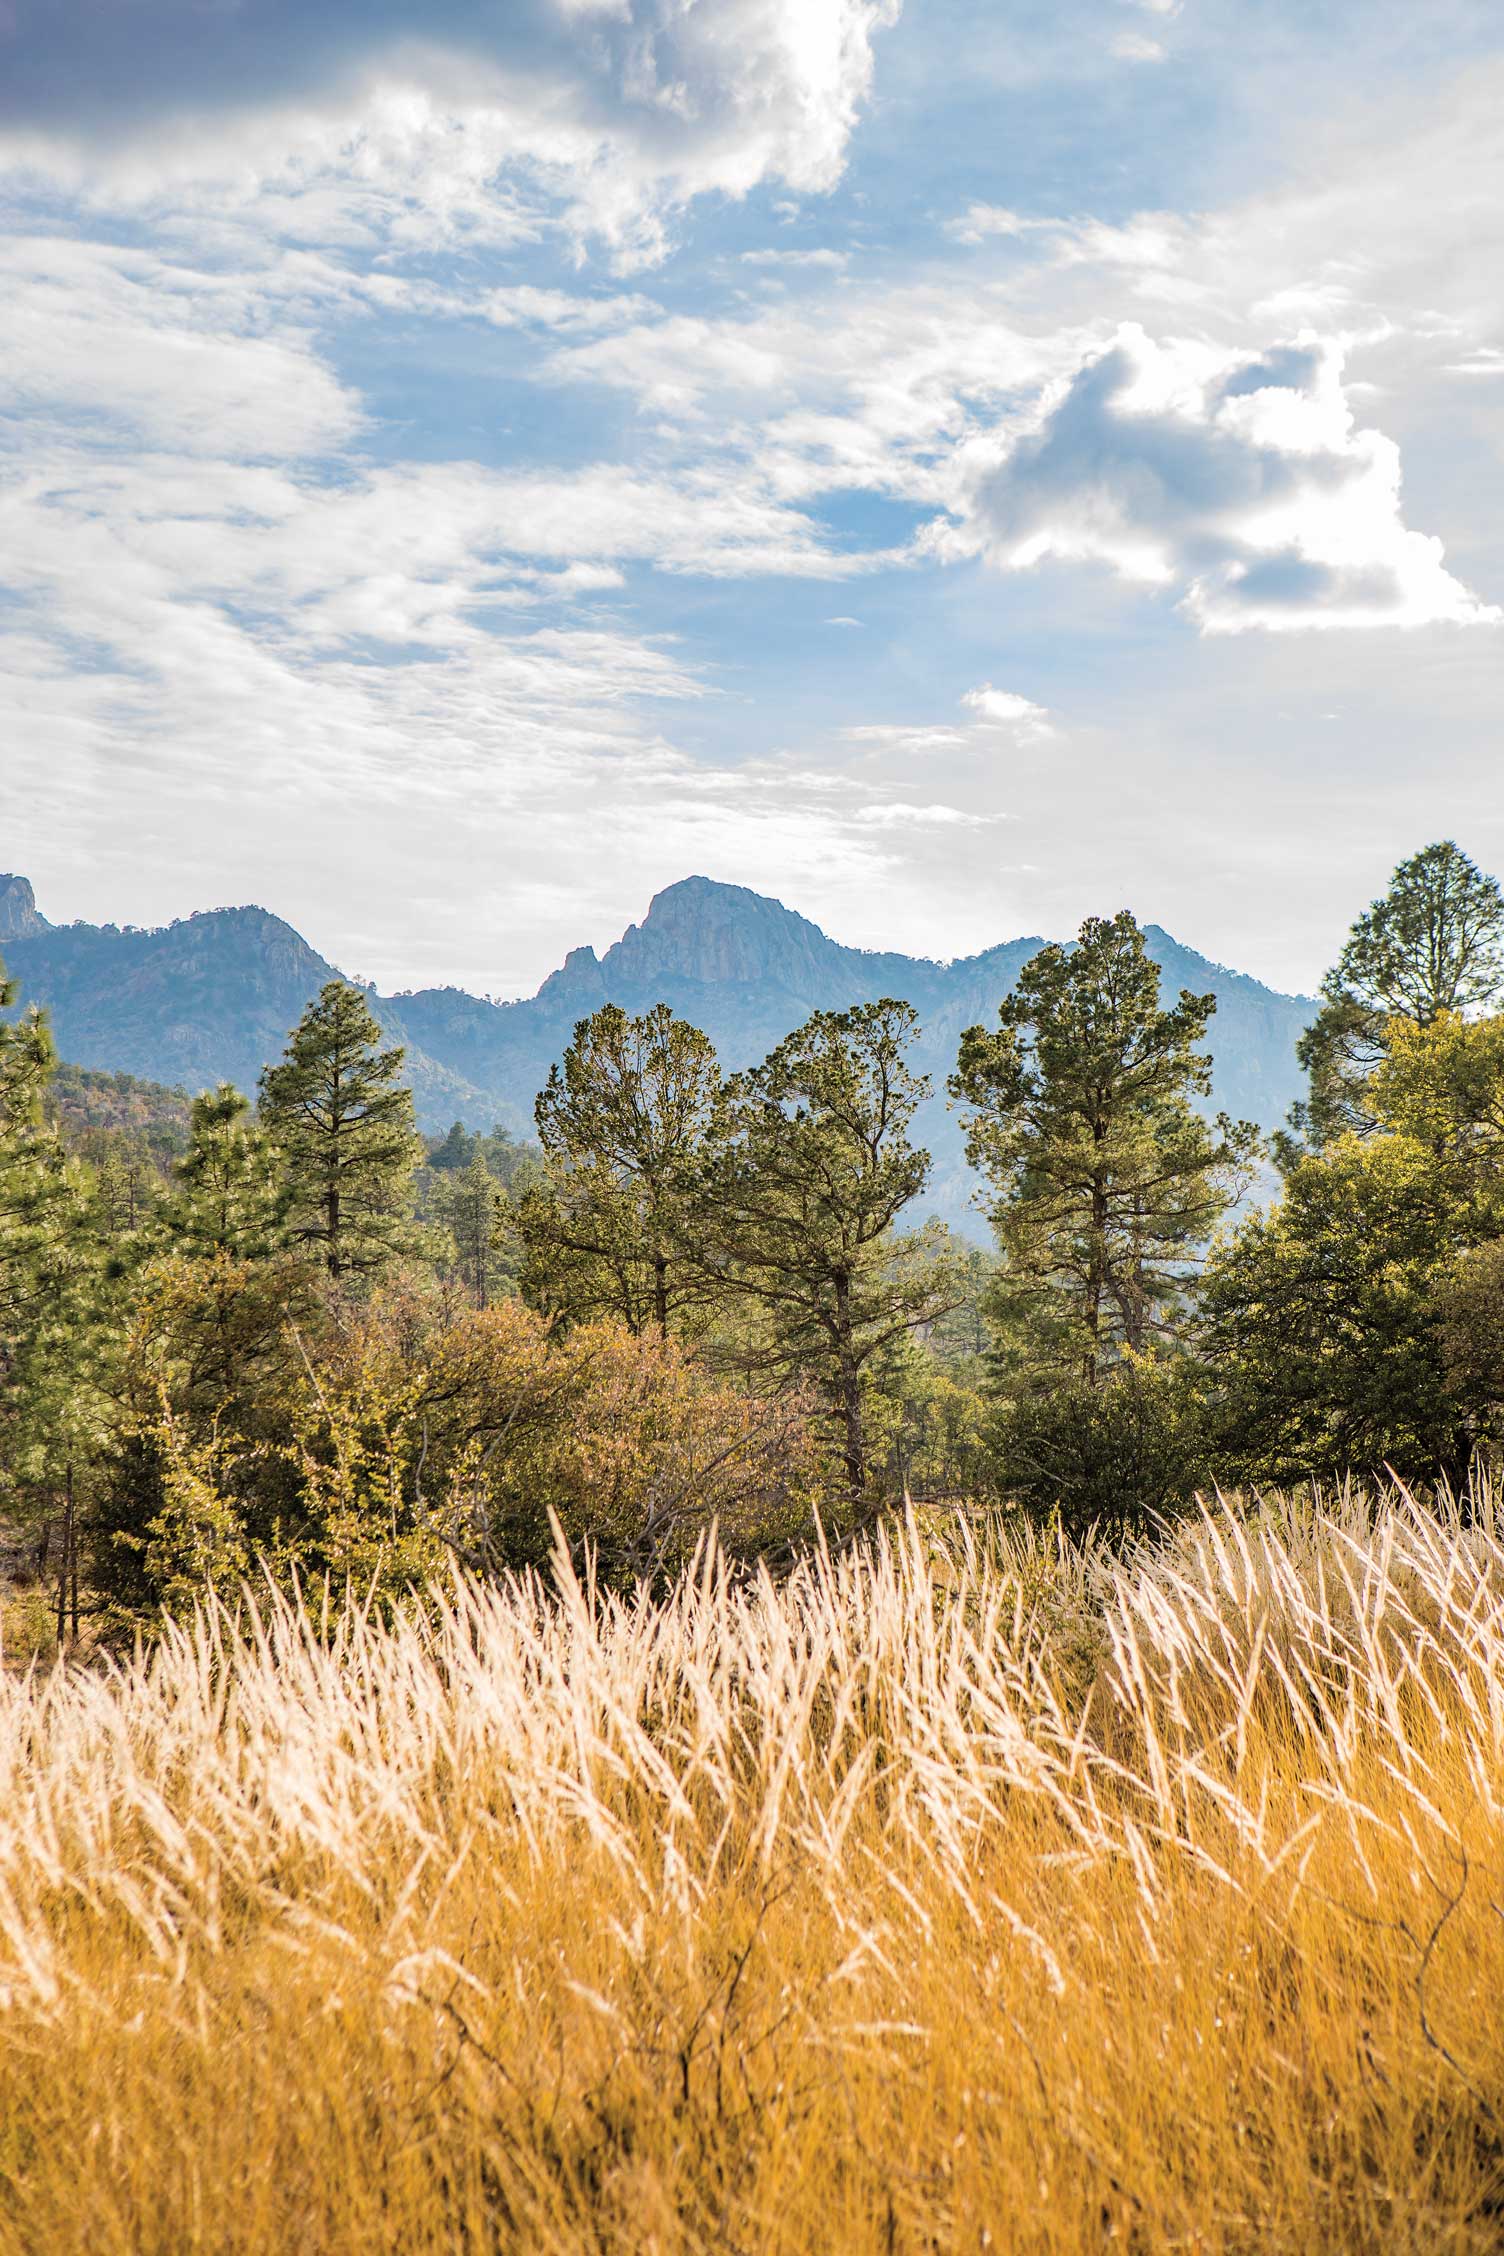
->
xmin=100 ymin=1263 xmax=824 ymax=1614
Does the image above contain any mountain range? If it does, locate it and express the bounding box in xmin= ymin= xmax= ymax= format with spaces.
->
xmin=0 ymin=871 xmax=1314 ymax=1231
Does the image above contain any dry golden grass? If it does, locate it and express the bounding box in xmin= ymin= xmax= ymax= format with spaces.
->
xmin=1 ymin=1489 xmax=1502 ymax=2252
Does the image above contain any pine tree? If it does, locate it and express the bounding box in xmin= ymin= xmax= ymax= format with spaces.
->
xmin=89 ymin=1140 xmax=159 ymax=1245
xmin=434 ymin=1151 xmax=512 ymax=1307
xmin=0 ymin=978 xmax=91 ymax=1400
xmin=696 ymin=1001 xmax=956 ymax=1500
xmin=952 ymin=912 xmax=1256 ymax=1386
xmin=428 ymin=1121 xmax=476 ymax=1172
xmin=1291 ymin=841 xmax=1504 ymax=1150
xmin=0 ymin=965 xmax=112 ymax=1634
xmin=520 ymin=1003 xmax=720 ymax=1336
xmin=258 ymin=983 xmax=420 ymax=1278
xmin=163 ymin=1084 xmax=285 ymax=1260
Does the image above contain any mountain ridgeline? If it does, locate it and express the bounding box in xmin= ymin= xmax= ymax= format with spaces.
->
xmin=0 ymin=872 xmax=1313 ymax=1227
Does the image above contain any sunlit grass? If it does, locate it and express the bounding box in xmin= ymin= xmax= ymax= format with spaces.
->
xmin=0 ymin=1487 xmax=1501 ymax=2251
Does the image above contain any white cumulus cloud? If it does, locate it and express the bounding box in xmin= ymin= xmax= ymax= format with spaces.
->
xmin=936 ymin=325 xmax=1500 ymax=632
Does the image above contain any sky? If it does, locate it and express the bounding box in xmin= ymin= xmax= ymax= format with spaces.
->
xmin=2 ymin=0 xmax=1502 ymax=1001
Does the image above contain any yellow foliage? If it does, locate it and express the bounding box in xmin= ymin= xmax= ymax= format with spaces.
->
xmin=128 ymin=1287 xmax=826 ymax=1603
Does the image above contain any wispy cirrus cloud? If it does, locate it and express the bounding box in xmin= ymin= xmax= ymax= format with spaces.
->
xmin=844 ymin=682 xmax=1056 ymax=758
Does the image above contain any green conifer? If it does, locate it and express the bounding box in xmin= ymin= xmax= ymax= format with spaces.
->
xmin=258 ymin=983 xmax=421 ymax=1278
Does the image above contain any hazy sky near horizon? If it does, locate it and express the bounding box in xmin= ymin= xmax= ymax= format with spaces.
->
xmin=3 ymin=0 xmax=1502 ymax=999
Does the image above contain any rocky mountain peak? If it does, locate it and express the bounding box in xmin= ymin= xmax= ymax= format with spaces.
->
xmin=601 ymin=875 xmax=845 ymax=993
xmin=0 ymin=874 xmax=50 ymax=942
xmin=535 ymin=943 xmax=606 ymax=1011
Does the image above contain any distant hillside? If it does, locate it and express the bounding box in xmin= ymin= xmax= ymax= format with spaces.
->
xmin=49 ymin=1064 xmax=194 ymax=1164
xmin=0 ymin=872 xmax=1315 ymax=1233
xmin=0 ymin=875 xmax=483 ymax=1128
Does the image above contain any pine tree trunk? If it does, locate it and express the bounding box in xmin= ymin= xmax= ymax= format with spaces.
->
xmin=1085 ymin=1166 xmax=1109 ymax=1385
xmin=55 ymin=1468 xmax=74 ymax=1650
xmin=68 ymin=1463 xmax=79 ymax=1643
xmin=832 ymin=1270 xmax=866 ymax=1498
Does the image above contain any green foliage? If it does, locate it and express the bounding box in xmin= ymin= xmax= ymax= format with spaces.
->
xmin=258 ymin=981 xmax=422 ymax=1277
xmin=864 ymin=1327 xmax=996 ymax=1505
xmin=1202 ymin=1130 xmax=1474 ymax=1486
xmin=1206 ymin=1006 xmax=1504 ymax=1487
xmin=520 ymin=1002 xmax=721 ymax=1336
xmin=431 ymin=1151 xmax=516 ymax=1307
xmin=0 ymin=979 xmax=69 ymax=1344
xmin=991 ymin=1356 xmax=1208 ymax=1544
xmin=110 ymin=1287 xmax=821 ymax=1610
xmin=427 ymin=1120 xmax=475 ymax=1173
xmin=88 ymin=1251 xmax=321 ymax=1616
xmin=920 ymin=1232 xmax=997 ymax=1368
xmin=1290 ymin=841 xmax=1504 ymax=1151
xmin=161 ymin=1084 xmax=286 ymax=1260
xmin=1435 ymin=1240 xmax=1504 ymax=1459
xmin=1371 ymin=1009 xmax=1504 ymax=1189
xmin=0 ymin=968 xmax=122 ymax=1626
xmin=15 ymin=846 xmax=1504 ymax=1638
xmin=953 ymin=911 xmax=1256 ymax=1386
xmin=698 ymin=1001 xmax=958 ymax=1497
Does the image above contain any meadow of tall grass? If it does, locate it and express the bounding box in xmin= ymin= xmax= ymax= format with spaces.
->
xmin=0 ymin=1486 xmax=1501 ymax=2252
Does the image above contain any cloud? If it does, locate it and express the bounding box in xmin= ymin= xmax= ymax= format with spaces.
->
xmin=844 ymin=682 xmax=1056 ymax=759
xmin=1447 ymin=347 xmax=1504 ymax=377
xmin=851 ymin=801 xmax=1003 ymax=828
xmin=741 ymin=247 xmax=849 ymax=270
xmin=547 ymin=281 xmax=1072 ymax=501
xmin=935 ymin=326 xmax=1499 ymax=631
xmin=844 ymin=724 xmax=970 ymax=755
xmin=0 ymin=236 xmax=363 ymax=457
xmin=0 ymin=438 xmax=931 ymax=993
xmin=945 ymin=205 xmax=1041 ymax=244
xmin=961 ymin=684 xmax=1055 ymax=737
xmin=0 ymin=0 xmax=900 ymax=265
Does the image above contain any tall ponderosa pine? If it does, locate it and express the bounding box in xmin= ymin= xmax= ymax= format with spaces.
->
xmin=952 ymin=912 xmax=1256 ymax=1386
xmin=0 ymin=966 xmax=111 ymax=1632
xmin=258 ymin=982 xmax=420 ymax=1277
xmin=163 ymin=1084 xmax=285 ymax=1260
xmin=521 ymin=1003 xmax=720 ymax=1336
xmin=0 ymin=974 xmax=68 ymax=1342
xmin=698 ymin=1000 xmax=955 ymax=1499
xmin=1291 ymin=841 xmax=1504 ymax=1150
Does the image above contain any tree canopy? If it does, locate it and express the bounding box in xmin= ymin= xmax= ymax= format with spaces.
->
xmin=1291 ymin=841 xmax=1504 ymax=1149
xmin=952 ymin=911 xmax=1256 ymax=1386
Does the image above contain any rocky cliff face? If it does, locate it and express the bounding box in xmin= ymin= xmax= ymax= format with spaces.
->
xmin=602 ymin=877 xmax=953 ymax=1011
xmin=605 ymin=878 xmax=854 ymax=996
xmin=0 ymin=873 xmax=1316 ymax=1234
xmin=0 ymin=874 xmax=49 ymax=942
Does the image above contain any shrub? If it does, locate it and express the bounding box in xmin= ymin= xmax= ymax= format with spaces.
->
xmin=107 ymin=1279 xmax=824 ymax=1612
xmin=991 ymin=1354 xmax=1207 ymax=1541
